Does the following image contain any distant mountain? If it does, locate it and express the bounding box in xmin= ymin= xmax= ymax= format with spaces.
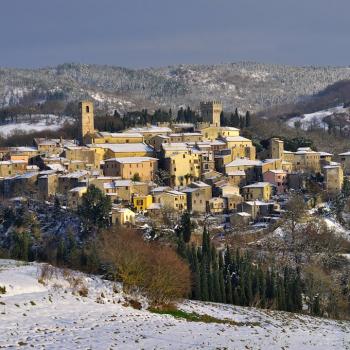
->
xmin=1 ymin=62 xmax=350 ymax=113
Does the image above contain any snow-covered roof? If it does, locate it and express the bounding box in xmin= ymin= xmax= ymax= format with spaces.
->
xmin=245 ymin=200 xmax=271 ymax=206
xmin=224 ymin=136 xmax=251 ymax=142
xmin=165 ymin=190 xmax=186 ymax=196
xmin=59 ymin=170 xmax=89 ymax=178
xmin=105 ymin=157 xmax=158 ymax=163
xmin=226 ymin=158 xmax=262 ymax=167
xmin=162 ymin=143 xmax=189 ymax=151
xmin=126 ymin=126 xmax=172 ymax=133
xmin=97 ymin=132 xmax=143 ymax=138
xmin=191 ymin=181 xmax=211 ymax=188
xmin=88 ymin=143 xmax=154 ymax=153
xmin=69 ymin=186 xmax=87 ymax=193
xmin=265 ymin=169 xmax=286 ymax=174
xmin=243 ymin=182 xmax=271 ymax=189
xmin=226 ymin=170 xmax=246 ymax=176
xmin=339 ymin=151 xmax=350 ymax=156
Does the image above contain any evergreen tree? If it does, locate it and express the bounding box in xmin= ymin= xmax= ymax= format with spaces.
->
xmin=232 ymin=108 xmax=240 ymax=127
xmin=219 ymin=269 xmax=226 ymax=303
xmin=78 ymin=185 xmax=112 ymax=233
xmin=178 ymin=211 xmax=192 ymax=243
xmin=245 ymin=111 xmax=251 ymax=127
xmin=226 ymin=273 xmax=233 ymax=304
xmin=200 ymin=257 xmax=209 ymax=301
xmin=193 ymin=257 xmax=202 ymax=300
xmin=239 ymin=116 xmax=245 ymax=129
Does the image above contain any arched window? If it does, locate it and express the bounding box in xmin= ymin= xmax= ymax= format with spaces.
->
xmin=86 ymin=106 xmax=90 ymax=113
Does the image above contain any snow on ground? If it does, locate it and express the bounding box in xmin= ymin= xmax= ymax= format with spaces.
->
xmin=287 ymin=105 xmax=348 ymax=130
xmin=0 ymin=259 xmax=349 ymax=349
xmin=0 ymin=115 xmax=74 ymax=137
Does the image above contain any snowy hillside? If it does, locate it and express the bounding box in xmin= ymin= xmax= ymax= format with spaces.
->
xmin=0 ymin=260 xmax=349 ymax=349
xmin=0 ymin=115 xmax=74 ymax=137
xmin=2 ymin=62 xmax=350 ymax=113
xmin=287 ymin=105 xmax=350 ymax=130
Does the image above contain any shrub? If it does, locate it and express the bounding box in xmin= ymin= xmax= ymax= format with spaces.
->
xmin=0 ymin=286 xmax=6 ymax=294
xmin=99 ymin=228 xmax=191 ymax=305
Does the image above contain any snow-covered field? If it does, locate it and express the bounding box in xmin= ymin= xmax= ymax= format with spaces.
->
xmin=287 ymin=105 xmax=349 ymax=130
xmin=0 ymin=259 xmax=349 ymax=349
xmin=0 ymin=115 xmax=74 ymax=137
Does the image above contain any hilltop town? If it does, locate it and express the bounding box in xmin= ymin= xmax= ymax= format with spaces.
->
xmin=0 ymin=100 xmax=347 ymax=226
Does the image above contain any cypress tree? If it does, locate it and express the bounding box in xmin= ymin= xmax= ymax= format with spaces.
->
xmin=200 ymin=257 xmax=209 ymax=301
xmin=208 ymin=272 xmax=214 ymax=301
xmin=213 ymin=269 xmax=222 ymax=302
xmin=176 ymin=233 xmax=187 ymax=259
xmin=245 ymin=268 xmax=253 ymax=306
xmin=219 ymin=269 xmax=226 ymax=303
xmin=233 ymin=287 xmax=240 ymax=305
xmin=245 ymin=111 xmax=251 ymax=127
xmin=224 ymin=246 xmax=232 ymax=275
xmin=232 ymin=108 xmax=240 ymax=127
xmin=194 ymin=260 xmax=202 ymax=300
xmin=226 ymin=273 xmax=233 ymax=304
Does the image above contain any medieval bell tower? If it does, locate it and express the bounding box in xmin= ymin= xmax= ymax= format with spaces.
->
xmin=79 ymin=100 xmax=94 ymax=144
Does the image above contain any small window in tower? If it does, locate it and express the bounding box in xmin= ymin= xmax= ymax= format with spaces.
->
xmin=86 ymin=106 xmax=90 ymax=113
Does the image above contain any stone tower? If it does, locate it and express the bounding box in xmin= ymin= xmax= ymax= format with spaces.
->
xmin=79 ymin=100 xmax=94 ymax=143
xmin=200 ymin=101 xmax=222 ymax=127
xmin=269 ymin=138 xmax=284 ymax=159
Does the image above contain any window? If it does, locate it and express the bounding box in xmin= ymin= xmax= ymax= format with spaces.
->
xmin=86 ymin=106 xmax=90 ymax=113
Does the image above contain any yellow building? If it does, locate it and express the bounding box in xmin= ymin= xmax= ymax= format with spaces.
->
xmin=89 ymin=132 xmax=144 ymax=144
xmin=125 ymin=126 xmax=172 ymax=143
xmin=269 ymin=138 xmax=284 ymax=159
xmin=223 ymin=136 xmax=256 ymax=161
xmin=169 ymin=132 xmax=203 ymax=143
xmin=79 ymin=100 xmax=95 ymax=144
xmin=226 ymin=170 xmax=246 ymax=187
xmin=111 ymin=207 xmax=135 ymax=226
xmin=101 ymin=179 xmax=149 ymax=202
xmin=37 ymin=173 xmax=58 ymax=201
xmin=0 ymin=160 xmax=27 ymax=177
xmin=242 ymin=182 xmax=273 ymax=201
xmin=103 ymin=157 xmax=158 ymax=181
xmin=68 ymin=186 xmax=87 ymax=209
xmin=283 ymin=147 xmax=322 ymax=173
xmin=323 ymin=164 xmax=343 ymax=194
xmin=63 ymin=146 xmax=103 ymax=170
xmin=200 ymin=101 xmax=222 ymax=127
xmin=208 ymin=197 xmax=225 ymax=214
xmin=133 ymin=194 xmax=153 ymax=212
xmin=224 ymin=194 xmax=243 ymax=213
xmin=153 ymin=190 xmax=187 ymax=211
xmin=183 ymin=181 xmax=212 ymax=213
xmin=339 ymin=151 xmax=350 ymax=175
xmin=164 ymin=151 xmax=201 ymax=187
xmin=225 ymin=158 xmax=262 ymax=183
xmin=87 ymin=143 xmax=155 ymax=159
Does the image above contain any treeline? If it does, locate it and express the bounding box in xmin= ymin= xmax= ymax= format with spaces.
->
xmin=178 ymin=227 xmax=303 ymax=313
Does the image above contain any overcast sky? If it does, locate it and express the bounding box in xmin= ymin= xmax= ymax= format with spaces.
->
xmin=0 ymin=0 xmax=349 ymax=68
